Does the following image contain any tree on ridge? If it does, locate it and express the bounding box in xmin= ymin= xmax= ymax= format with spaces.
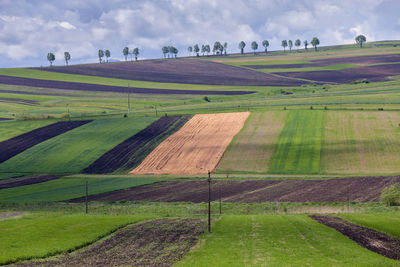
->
xmin=251 ymin=41 xmax=258 ymax=55
xmin=47 ymin=53 xmax=55 ymax=66
xmin=311 ymin=37 xmax=320 ymax=51
xmin=123 ymin=47 xmax=129 ymax=61
xmin=64 ymin=52 xmax=70 ymax=66
xmin=281 ymin=40 xmax=288 ymax=52
xmin=262 ymin=40 xmax=269 ymax=53
xmin=355 ymin=35 xmax=367 ymax=48
xmin=239 ymin=41 xmax=246 ymax=54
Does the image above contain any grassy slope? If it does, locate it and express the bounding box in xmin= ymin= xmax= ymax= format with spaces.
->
xmin=177 ymin=215 xmax=396 ymax=266
xmin=0 ymin=213 xmax=152 ymax=265
xmin=217 ymin=111 xmax=287 ymax=173
xmin=0 ymin=119 xmax=55 ymax=142
xmin=268 ymin=110 xmax=324 ymax=174
xmin=0 ymin=177 xmax=160 ymax=203
xmin=0 ymin=116 xmax=157 ymax=174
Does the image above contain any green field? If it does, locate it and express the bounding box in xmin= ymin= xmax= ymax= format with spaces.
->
xmin=0 ymin=212 xmax=152 ymax=265
xmin=0 ymin=116 xmax=157 ymax=174
xmin=0 ymin=119 xmax=55 ymax=142
xmin=177 ymin=215 xmax=396 ymax=266
xmin=0 ymin=177 xmax=160 ymax=203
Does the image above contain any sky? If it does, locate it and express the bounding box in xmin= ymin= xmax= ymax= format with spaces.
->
xmin=0 ymin=0 xmax=399 ymax=68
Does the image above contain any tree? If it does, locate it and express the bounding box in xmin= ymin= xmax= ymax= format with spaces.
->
xmin=381 ymin=183 xmax=400 ymax=206
xmin=281 ymin=40 xmax=288 ymax=52
xmin=188 ymin=46 xmax=193 ymax=56
xmin=123 ymin=47 xmax=129 ymax=61
xmin=105 ymin=50 xmax=110 ymax=62
xmin=239 ymin=41 xmax=246 ymax=54
xmin=288 ymin=40 xmax=293 ymax=52
xmin=98 ymin=49 xmax=104 ymax=63
xmin=304 ymin=40 xmax=309 ymax=51
xmin=262 ymin=40 xmax=269 ymax=53
xmin=133 ymin=48 xmax=139 ymax=61
xmin=355 ymin=34 xmax=367 ymax=48
xmin=205 ymin=45 xmax=211 ymax=56
xmin=218 ymin=43 xmax=224 ymax=55
xmin=201 ymin=45 xmax=206 ymax=56
xmin=64 ymin=51 xmax=70 ymax=66
xmin=251 ymin=41 xmax=258 ymax=55
xmin=162 ymin=46 xmax=169 ymax=58
xmin=47 ymin=52 xmax=55 ymax=66
xmin=213 ymin=42 xmax=222 ymax=55
xmin=295 ymin=39 xmax=301 ymax=50
xmin=194 ymin=44 xmax=200 ymax=57
xmin=171 ymin=46 xmax=178 ymax=58
xmin=311 ymin=37 xmax=320 ymax=51
xmin=223 ymin=42 xmax=227 ymax=55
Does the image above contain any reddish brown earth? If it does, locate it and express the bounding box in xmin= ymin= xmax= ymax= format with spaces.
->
xmin=70 ymin=176 xmax=400 ymax=203
xmin=0 ymin=120 xmax=92 ymax=164
xmin=0 ymin=175 xmax=62 ymax=189
xmin=0 ymin=75 xmax=253 ymax=95
xmin=33 ymin=58 xmax=308 ymax=86
xmin=0 ymin=97 xmax=39 ymax=106
xmin=16 ymin=218 xmax=205 ymax=267
xmin=310 ymin=215 xmax=400 ymax=260
xmin=276 ymin=63 xmax=400 ymax=84
xmin=83 ymin=116 xmax=190 ymax=174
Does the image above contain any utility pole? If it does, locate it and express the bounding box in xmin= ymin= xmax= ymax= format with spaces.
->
xmin=85 ymin=181 xmax=88 ymax=214
xmin=208 ymin=170 xmax=211 ymax=233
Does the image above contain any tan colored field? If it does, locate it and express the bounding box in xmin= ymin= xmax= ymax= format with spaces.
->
xmin=217 ymin=111 xmax=287 ymax=173
xmin=322 ymin=111 xmax=400 ymax=174
xmin=130 ymin=112 xmax=250 ymax=175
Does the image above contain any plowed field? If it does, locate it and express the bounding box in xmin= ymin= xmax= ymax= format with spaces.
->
xmin=130 ymin=112 xmax=250 ymax=175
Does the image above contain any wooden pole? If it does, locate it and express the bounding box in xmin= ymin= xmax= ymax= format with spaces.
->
xmin=208 ymin=170 xmax=211 ymax=233
xmin=85 ymin=181 xmax=88 ymax=214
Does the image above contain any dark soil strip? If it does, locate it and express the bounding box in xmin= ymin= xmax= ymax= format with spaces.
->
xmin=16 ymin=218 xmax=205 ymax=267
xmin=83 ymin=115 xmax=190 ymax=174
xmin=0 ymin=120 xmax=92 ymax=164
xmin=70 ymin=176 xmax=400 ymax=203
xmin=0 ymin=97 xmax=39 ymax=106
xmin=310 ymin=215 xmax=400 ymax=260
xmin=0 ymin=75 xmax=253 ymax=95
xmin=0 ymin=118 xmax=13 ymax=121
xmin=0 ymin=174 xmax=62 ymax=189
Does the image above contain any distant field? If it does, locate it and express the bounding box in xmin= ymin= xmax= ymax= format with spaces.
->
xmin=176 ymin=215 xmax=396 ymax=266
xmin=0 ymin=116 xmax=157 ymax=174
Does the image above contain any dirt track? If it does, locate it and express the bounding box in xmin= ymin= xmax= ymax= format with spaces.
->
xmin=17 ymin=218 xmax=205 ymax=267
xmin=130 ymin=112 xmax=250 ymax=175
xmin=310 ymin=215 xmax=400 ymax=260
xmin=0 ymin=174 xmax=62 ymax=189
xmin=71 ymin=176 xmax=400 ymax=203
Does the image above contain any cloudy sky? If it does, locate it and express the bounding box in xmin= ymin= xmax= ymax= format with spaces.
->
xmin=0 ymin=0 xmax=399 ymax=67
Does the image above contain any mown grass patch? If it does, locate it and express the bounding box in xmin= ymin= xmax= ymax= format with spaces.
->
xmin=0 ymin=116 xmax=157 ymax=174
xmin=268 ymin=110 xmax=324 ymax=174
xmin=0 ymin=212 xmax=152 ymax=265
xmin=177 ymin=215 xmax=396 ymax=266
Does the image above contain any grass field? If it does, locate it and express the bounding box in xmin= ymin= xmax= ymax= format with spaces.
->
xmin=0 ymin=116 xmax=157 ymax=174
xmin=0 ymin=119 xmax=55 ymax=142
xmin=268 ymin=110 xmax=324 ymax=174
xmin=0 ymin=212 xmax=152 ymax=265
xmin=0 ymin=177 xmax=161 ymax=203
xmin=177 ymin=215 xmax=396 ymax=266
xmin=217 ymin=111 xmax=287 ymax=173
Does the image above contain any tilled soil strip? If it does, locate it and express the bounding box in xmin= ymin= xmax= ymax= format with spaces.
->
xmin=0 ymin=175 xmax=62 ymax=190
xmin=15 ymin=218 xmax=205 ymax=267
xmin=0 ymin=120 xmax=92 ymax=164
xmin=310 ymin=215 xmax=400 ymax=260
xmin=83 ymin=115 xmax=190 ymax=174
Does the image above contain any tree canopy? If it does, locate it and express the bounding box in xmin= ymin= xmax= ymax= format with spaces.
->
xmin=105 ymin=50 xmax=111 ymax=62
xmin=123 ymin=47 xmax=129 ymax=61
xmin=288 ymin=40 xmax=293 ymax=51
xmin=98 ymin=49 xmax=104 ymax=63
xmin=355 ymin=35 xmax=367 ymax=48
xmin=133 ymin=48 xmax=139 ymax=61
xmin=295 ymin=39 xmax=301 ymax=49
xmin=251 ymin=41 xmax=258 ymax=54
xmin=239 ymin=41 xmax=246 ymax=54
xmin=64 ymin=52 xmax=70 ymax=66
xmin=194 ymin=44 xmax=200 ymax=56
xmin=281 ymin=40 xmax=288 ymax=52
xmin=311 ymin=37 xmax=320 ymax=51
xmin=162 ymin=46 xmax=169 ymax=58
xmin=304 ymin=40 xmax=309 ymax=51
xmin=47 ymin=52 xmax=55 ymax=66
xmin=262 ymin=40 xmax=269 ymax=52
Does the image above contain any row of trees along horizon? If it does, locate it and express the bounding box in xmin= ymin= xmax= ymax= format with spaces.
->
xmin=45 ymin=34 xmax=367 ymax=66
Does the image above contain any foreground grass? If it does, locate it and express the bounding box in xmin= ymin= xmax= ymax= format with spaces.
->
xmin=177 ymin=215 xmax=397 ymax=266
xmin=0 ymin=212 xmax=152 ymax=265
xmin=0 ymin=177 xmax=161 ymax=203
xmin=0 ymin=116 xmax=157 ymax=174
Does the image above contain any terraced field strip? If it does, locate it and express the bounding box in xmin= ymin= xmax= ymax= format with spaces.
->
xmin=0 ymin=213 xmax=152 ymax=265
xmin=0 ymin=117 xmax=157 ymax=174
xmin=130 ymin=112 xmax=250 ymax=175
xmin=19 ymin=218 xmax=205 ymax=266
xmin=0 ymin=120 xmax=91 ymax=164
xmin=322 ymin=111 xmax=400 ymax=174
xmin=268 ymin=110 xmax=324 ymax=174
xmin=0 ymin=174 xmax=62 ymax=189
xmin=0 ymin=177 xmax=160 ymax=203
xmin=176 ymin=215 xmax=397 ymax=266
xmin=83 ymin=115 xmax=190 ymax=174
xmin=0 ymin=119 xmax=55 ymax=142
xmin=217 ymin=111 xmax=287 ymax=173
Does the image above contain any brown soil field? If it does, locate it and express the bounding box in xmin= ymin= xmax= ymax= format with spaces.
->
xmin=0 ymin=75 xmax=253 ymax=96
xmin=0 ymin=120 xmax=92 ymax=164
xmin=17 ymin=218 xmax=205 ymax=267
xmin=0 ymin=174 xmax=62 ymax=189
xmin=71 ymin=176 xmax=400 ymax=203
xmin=130 ymin=112 xmax=250 ymax=175
xmin=83 ymin=116 xmax=190 ymax=174
xmin=310 ymin=215 xmax=400 ymax=260
xmin=34 ymin=58 xmax=308 ymax=86
xmin=276 ymin=63 xmax=400 ymax=84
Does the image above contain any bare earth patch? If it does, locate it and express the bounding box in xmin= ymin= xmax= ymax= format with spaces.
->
xmin=130 ymin=112 xmax=250 ymax=175
xmin=310 ymin=215 xmax=400 ymax=260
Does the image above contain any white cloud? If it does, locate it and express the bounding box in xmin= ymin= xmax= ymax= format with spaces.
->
xmin=58 ymin=21 xmax=76 ymax=30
